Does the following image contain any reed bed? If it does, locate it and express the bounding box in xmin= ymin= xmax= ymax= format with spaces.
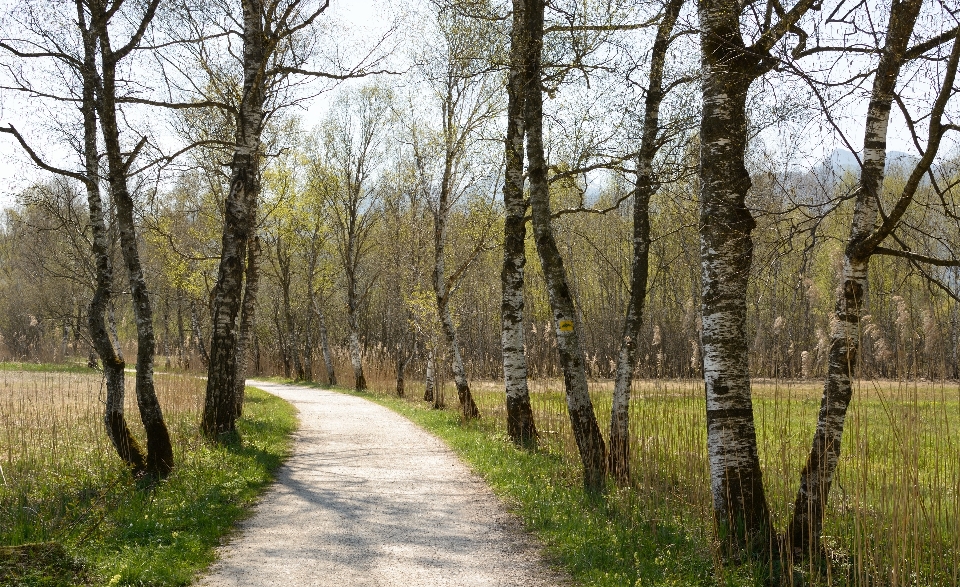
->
xmin=344 ymin=349 xmax=960 ymax=586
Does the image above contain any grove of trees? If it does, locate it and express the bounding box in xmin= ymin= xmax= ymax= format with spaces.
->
xmin=3 ymin=0 xmax=960 ymax=571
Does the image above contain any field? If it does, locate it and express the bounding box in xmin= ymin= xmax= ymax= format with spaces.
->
xmin=356 ymin=356 xmax=960 ymax=586
xmin=4 ymin=356 xmax=959 ymax=586
xmin=0 ymin=366 xmax=297 ymax=586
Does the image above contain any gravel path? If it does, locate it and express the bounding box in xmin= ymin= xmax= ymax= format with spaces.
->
xmin=197 ymin=381 xmax=571 ymax=587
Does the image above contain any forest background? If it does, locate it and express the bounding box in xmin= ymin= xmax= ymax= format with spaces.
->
xmin=2 ymin=0 xmax=960 ymax=585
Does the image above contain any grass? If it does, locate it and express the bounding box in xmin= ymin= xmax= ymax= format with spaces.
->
xmin=301 ymin=357 xmax=960 ymax=587
xmin=0 ymin=369 xmax=297 ymax=586
xmin=334 ymin=386 xmax=716 ymax=586
xmin=0 ymin=361 xmax=98 ymax=374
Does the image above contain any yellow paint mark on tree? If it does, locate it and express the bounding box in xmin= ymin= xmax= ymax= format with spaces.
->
xmin=558 ymin=319 xmax=574 ymax=332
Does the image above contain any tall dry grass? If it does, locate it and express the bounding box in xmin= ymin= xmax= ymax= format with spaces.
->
xmin=0 ymin=369 xmax=206 ymax=544
xmin=337 ymin=345 xmax=960 ymax=586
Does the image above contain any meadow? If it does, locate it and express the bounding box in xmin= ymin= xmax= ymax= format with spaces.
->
xmin=0 ymin=365 xmax=297 ymax=586
xmin=3 ymin=353 xmax=958 ymax=586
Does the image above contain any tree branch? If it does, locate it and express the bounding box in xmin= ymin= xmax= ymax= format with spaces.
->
xmin=0 ymin=125 xmax=87 ymax=183
xmin=874 ymin=246 xmax=960 ymax=267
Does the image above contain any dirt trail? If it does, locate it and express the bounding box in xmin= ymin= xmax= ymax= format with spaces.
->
xmin=197 ymin=381 xmax=571 ymax=587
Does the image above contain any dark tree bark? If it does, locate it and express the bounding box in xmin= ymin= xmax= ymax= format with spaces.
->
xmin=76 ymin=1 xmax=146 ymax=474
xmin=203 ymin=0 xmax=266 ymax=437
xmin=697 ymin=0 xmax=816 ymax=555
xmin=314 ymin=301 xmax=337 ymax=386
xmin=96 ymin=0 xmax=174 ymax=477
xmin=789 ymin=1 xmax=959 ymax=556
xmin=234 ymin=235 xmax=260 ymax=417
xmin=523 ymin=0 xmax=606 ymax=492
xmin=608 ymin=0 xmax=683 ymax=485
xmin=501 ymin=0 xmax=537 ymax=448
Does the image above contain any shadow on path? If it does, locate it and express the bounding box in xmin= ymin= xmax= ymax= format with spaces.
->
xmin=197 ymin=382 xmax=570 ymax=587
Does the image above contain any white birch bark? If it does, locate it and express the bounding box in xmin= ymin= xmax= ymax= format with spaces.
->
xmin=234 ymin=235 xmax=260 ymax=416
xmin=76 ymin=1 xmax=145 ymax=472
xmin=696 ymin=0 xmax=800 ymax=553
xmin=501 ymin=0 xmax=537 ymax=446
xmin=203 ymin=0 xmax=266 ymax=435
xmin=97 ymin=0 xmax=174 ymax=476
xmin=523 ymin=0 xmax=606 ymax=490
xmin=609 ymin=0 xmax=682 ymax=484
xmin=788 ymin=0 xmax=946 ymax=554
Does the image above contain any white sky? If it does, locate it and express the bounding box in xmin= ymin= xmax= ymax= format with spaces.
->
xmin=0 ymin=0 xmax=385 ymax=208
xmin=0 ymin=2 xmax=953 ymax=209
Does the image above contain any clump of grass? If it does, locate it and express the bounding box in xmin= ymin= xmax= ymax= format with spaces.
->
xmin=0 ymin=369 xmax=296 ymax=586
xmin=0 ymin=542 xmax=90 ymax=586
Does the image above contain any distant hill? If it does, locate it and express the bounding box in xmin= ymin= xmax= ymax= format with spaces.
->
xmin=816 ymin=148 xmax=920 ymax=183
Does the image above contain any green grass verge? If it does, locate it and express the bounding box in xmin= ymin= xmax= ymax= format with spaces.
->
xmin=0 ymin=361 xmax=98 ymax=374
xmin=1 ymin=386 xmax=297 ymax=586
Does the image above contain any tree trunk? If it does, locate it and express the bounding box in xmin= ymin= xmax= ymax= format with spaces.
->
xmin=501 ymin=0 xmax=537 ymax=448
xmin=176 ymin=296 xmax=186 ymax=368
xmin=396 ymin=356 xmax=405 ymax=397
xmin=952 ymin=303 xmax=959 ymax=380
xmin=302 ymin=244 xmax=322 ymax=384
xmin=203 ymin=0 xmax=266 ymax=437
xmin=523 ymin=0 xmax=606 ymax=491
xmin=788 ymin=0 xmax=926 ymax=555
xmin=424 ymin=348 xmax=436 ymax=403
xmin=77 ymin=3 xmax=145 ymax=473
xmin=162 ymin=303 xmax=172 ymax=369
xmin=697 ymin=0 xmax=821 ymax=557
xmin=431 ymin=97 xmax=480 ymax=420
xmin=303 ymin=328 xmax=314 ymax=382
xmin=191 ymin=302 xmax=209 ymax=367
xmin=608 ymin=0 xmax=682 ymax=485
xmin=280 ymin=248 xmax=303 ymax=380
xmin=59 ymin=321 xmax=68 ymax=361
xmin=432 ymin=355 xmax=445 ymax=410
xmin=234 ymin=235 xmax=260 ymax=417
xmin=315 ymin=302 xmax=337 ymax=386
xmin=347 ymin=307 xmax=366 ymax=391
xmin=437 ymin=293 xmax=480 ymax=419
xmin=98 ymin=10 xmax=173 ymax=477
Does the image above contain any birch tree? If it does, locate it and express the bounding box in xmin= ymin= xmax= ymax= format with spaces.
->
xmin=322 ymin=85 xmax=393 ymax=391
xmin=501 ymin=0 xmax=538 ymax=447
xmin=93 ymin=0 xmax=175 ymax=476
xmin=522 ymin=0 xmax=608 ymax=490
xmin=788 ymin=1 xmax=960 ymax=556
xmin=198 ymin=0 xmax=354 ymax=435
xmin=696 ymin=0 xmax=818 ymax=555
xmin=1 ymin=0 xmax=174 ymax=476
xmin=607 ymin=0 xmax=687 ymax=485
xmin=407 ymin=2 xmax=502 ymax=419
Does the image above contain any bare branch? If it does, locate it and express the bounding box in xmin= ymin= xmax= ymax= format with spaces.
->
xmin=0 ymin=125 xmax=87 ymax=183
xmin=874 ymin=246 xmax=960 ymax=267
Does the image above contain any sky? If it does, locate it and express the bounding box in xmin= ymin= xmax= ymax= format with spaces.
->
xmin=0 ymin=2 xmax=951 ymax=209
xmin=0 ymin=0 xmax=385 ymax=208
